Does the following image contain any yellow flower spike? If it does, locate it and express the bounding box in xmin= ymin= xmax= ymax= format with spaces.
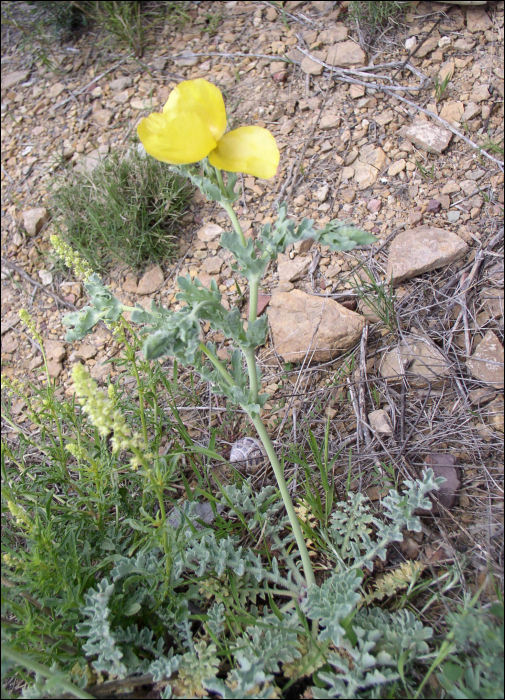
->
xmin=137 ymin=79 xmax=279 ymax=178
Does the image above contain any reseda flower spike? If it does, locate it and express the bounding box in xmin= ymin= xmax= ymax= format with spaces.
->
xmin=55 ymin=78 xmax=378 ymax=590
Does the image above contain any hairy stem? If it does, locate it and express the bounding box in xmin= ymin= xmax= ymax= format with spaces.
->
xmin=199 ymin=342 xmax=236 ymax=387
xmin=251 ymin=414 xmax=316 ymax=588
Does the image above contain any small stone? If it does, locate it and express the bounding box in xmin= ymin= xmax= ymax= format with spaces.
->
xmin=29 ymin=356 xmax=44 ymax=370
xmin=426 ymin=199 xmax=441 ymax=213
xmin=405 ymin=37 xmax=417 ymax=51
xmin=301 ymin=56 xmax=324 ymax=75
xmin=447 ymin=211 xmax=460 ymax=223
xmin=137 ymin=265 xmax=164 ymax=295
xmin=399 ymin=120 xmax=452 ymax=155
xmin=441 ymin=180 xmax=460 ymax=195
xmin=467 ymin=331 xmax=504 ymax=388
xmin=201 ymin=256 xmax=223 ymax=275
xmin=174 ymin=50 xmax=199 ymax=67
xmin=38 ymin=270 xmax=53 ymax=286
xmin=316 ymin=184 xmax=329 ymax=202
xmin=367 ymin=199 xmax=381 ymax=214
xmin=319 ymin=26 xmax=348 ymax=44
xmin=470 ymin=84 xmax=491 ymax=102
xmin=2 ymin=333 xmax=18 ymax=353
xmin=425 ymin=453 xmax=460 ymax=510
xmin=417 ymin=35 xmax=440 ymax=58
xmin=409 ymin=211 xmax=424 ymax=226
xmin=256 ymin=293 xmax=271 ymax=316
xmin=438 ymin=61 xmax=455 ymax=83
xmin=487 ymin=397 xmax=504 ymax=433
xmin=435 ymin=194 xmax=451 ymax=210
xmin=74 ymin=146 xmax=109 ymax=174
xmin=460 ymin=179 xmax=478 ymax=196
xmin=388 ymin=159 xmax=406 ymax=177
xmin=368 ymin=409 xmax=393 ymax=435
xmin=93 ymin=109 xmax=112 ymax=127
xmin=268 ymin=289 xmax=365 ymax=363
xmin=326 ymin=41 xmax=366 ymax=68
xmin=466 ymin=168 xmax=485 ymax=181
xmin=341 ymin=188 xmax=356 ymax=203
xmin=462 ymin=102 xmax=481 ymax=121
xmin=439 ymin=101 xmax=464 ymax=125
xmin=326 ymin=263 xmax=342 ymax=278
xmin=44 ymin=340 xmax=66 ymax=363
xmin=72 ymin=344 xmax=97 ymax=361
xmin=349 ymin=84 xmax=365 ymax=99
xmin=270 ymin=61 xmax=286 ymax=75
xmin=320 ymin=112 xmax=341 ymax=129
xmin=341 ymin=166 xmax=355 ymax=180
xmin=47 ymin=82 xmax=66 ymax=99
xmin=294 ymin=238 xmax=314 ymax=254
xmin=272 ymin=71 xmax=288 ymax=83
xmin=109 ymin=76 xmax=133 ymax=91
xmin=374 ymin=110 xmax=394 ymax=127
xmin=197 ymin=223 xmax=223 ymax=242
xmin=2 ymin=70 xmax=29 ymax=89
xmin=47 ymin=360 xmax=63 ymax=379
xmin=22 ymin=208 xmax=49 ymax=236
xmin=469 ymin=388 xmax=496 ymax=407
xmin=466 ymin=7 xmax=493 ymax=33
xmin=123 ymin=273 xmax=138 ymax=294
xmin=277 ymin=253 xmax=311 ymax=282
xmin=266 ymin=5 xmax=278 ymax=20
xmin=380 ymin=336 xmax=451 ymax=386
xmin=281 ymin=120 xmax=294 ymax=135
xmin=387 ymin=226 xmax=468 ymax=284
xmin=151 ymin=58 xmax=167 ymax=71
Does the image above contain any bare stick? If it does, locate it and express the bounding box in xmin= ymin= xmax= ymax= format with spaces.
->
xmin=1 ymin=257 xmax=78 ymax=311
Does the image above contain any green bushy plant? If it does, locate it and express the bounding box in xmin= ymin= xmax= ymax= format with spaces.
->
xmin=50 ymin=145 xmax=192 ymax=273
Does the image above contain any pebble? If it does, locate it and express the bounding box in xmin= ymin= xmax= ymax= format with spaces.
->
xmin=447 ymin=211 xmax=460 ymax=223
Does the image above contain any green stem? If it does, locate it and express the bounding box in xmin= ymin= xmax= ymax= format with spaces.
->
xmin=199 ymin=342 xmax=235 ymax=387
xmin=248 ymin=278 xmax=259 ymax=325
xmin=221 ymin=200 xmax=247 ymax=247
xmin=244 ymin=349 xmax=258 ymax=403
xmin=2 ymin=646 xmax=95 ymax=699
xmin=251 ymin=413 xmax=316 ymax=588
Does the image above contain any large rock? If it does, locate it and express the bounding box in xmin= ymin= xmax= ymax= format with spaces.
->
xmin=467 ymin=331 xmax=504 ymax=387
xmin=380 ymin=336 xmax=451 ymax=386
xmin=387 ymin=226 xmax=468 ymax=284
xmin=399 ymin=120 xmax=452 ymax=155
xmin=466 ymin=7 xmax=493 ymax=33
xmin=318 ymin=26 xmax=348 ymax=44
xmin=267 ymin=290 xmax=365 ymax=363
xmin=326 ymin=41 xmax=366 ymax=67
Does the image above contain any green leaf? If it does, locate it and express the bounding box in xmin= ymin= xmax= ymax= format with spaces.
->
xmin=221 ymin=230 xmax=268 ymax=281
xmin=62 ymin=306 xmax=104 ymax=342
xmin=317 ymin=221 xmax=377 ymax=251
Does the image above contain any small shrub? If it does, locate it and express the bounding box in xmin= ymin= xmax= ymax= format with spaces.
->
xmin=50 ymin=146 xmax=193 ymax=273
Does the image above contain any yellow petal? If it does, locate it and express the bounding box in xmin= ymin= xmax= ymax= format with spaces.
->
xmin=208 ymin=126 xmax=280 ymax=179
xmin=163 ymin=79 xmax=227 ymax=142
xmin=137 ymin=111 xmax=216 ymax=165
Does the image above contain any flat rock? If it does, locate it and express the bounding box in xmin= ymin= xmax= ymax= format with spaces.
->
xmin=326 ymin=41 xmax=366 ymax=67
xmin=467 ymin=331 xmax=504 ymax=387
xmin=388 ymin=159 xmax=406 ymax=177
xmin=268 ymin=289 xmax=364 ymax=363
xmin=45 ymin=340 xmax=66 ymax=363
xmin=469 ymin=84 xmax=490 ymax=102
xmin=137 ymin=265 xmax=164 ymax=295
xmin=301 ymin=56 xmax=324 ymax=75
xmin=277 ymin=253 xmax=311 ymax=282
xmin=438 ymin=61 xmax=455 ymax=82
xmin=72 ymin=344 xmax=97 ymax=361
xmin=487 ymin=397 xmax=504 ymax=433
xmin=318 ymin=25 xmax=348 ymax=44
xmin=399 ymin=121 xmax=452 ymax=155
xmin=109 ymin=76 xmax=133 ymax=91
xmin=2 ymin=332 xmax=18 ymax=353
xmin=387 ymin=226 xmax=468 ymax=284
xmin=439 ymin=101 xmax=464 ymax=125
xmin=47 ymin=82 xmax=66 ymax=100
xmin=380 ymin=336 xmax=451 ymax=386
xmin=2 ymin=70 xmax=29 ymax=89
xmin=47 ymin=360 xmax=63 ymax=379
xmin=466 ymin=7 xmax=493 ymax=33
xmin=22 ymin=207 xmax=49 ymax=236
xmin=368 ymin=409 xmax=393 ymax=435
xmin=201 ymin=256 xmax=223 ymax=275
xmin=462 ymin=101 xmax=481 ymax=121
xmin=174 ymin=50 xmax=199 ymax=67
xmin=197 ymin=223 xmax=223 ymax=242
xmin=416 ymin=35 xmax=439 ymax=57
xmin=320 ymin=112 xmax=341 ymax=129
xmin=354 ymin=144 xmax=387 ymax=190
xmin=93 ymin=109 xmax=113 ymax=127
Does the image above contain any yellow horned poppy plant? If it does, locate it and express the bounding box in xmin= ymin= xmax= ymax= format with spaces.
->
xmin=137 ymin=79 xmax=279 ymax=179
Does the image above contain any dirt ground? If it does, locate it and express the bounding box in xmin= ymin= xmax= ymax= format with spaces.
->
xmin=1 ymin=0 xmax=504 ymax=585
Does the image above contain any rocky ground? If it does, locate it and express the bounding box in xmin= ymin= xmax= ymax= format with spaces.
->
xmin=1 ymin=1 xmax=504 ymax=579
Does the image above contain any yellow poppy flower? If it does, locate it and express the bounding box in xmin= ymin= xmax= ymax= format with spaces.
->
xmin=137 ymin=79 xmax=279 ymax=179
